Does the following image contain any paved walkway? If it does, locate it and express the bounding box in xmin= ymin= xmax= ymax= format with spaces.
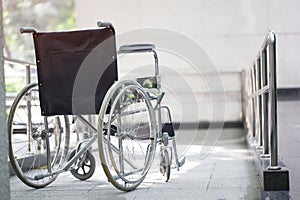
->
xmin=278 ymin=100 xmax=300 ymax=200
xmin=10 ymin=129 xmax=264 ymax=200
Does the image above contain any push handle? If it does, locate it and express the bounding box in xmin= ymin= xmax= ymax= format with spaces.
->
xmin=97 ymin=21 xmax=113 ymax=28
xmin=20 ymin=27 xmax=37 ymax=34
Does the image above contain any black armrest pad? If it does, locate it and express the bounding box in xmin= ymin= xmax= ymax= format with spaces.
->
xmin=118 ymin=44 xmax=155 ymax=53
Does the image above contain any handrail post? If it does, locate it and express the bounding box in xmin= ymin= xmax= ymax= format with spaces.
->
xmin=240 ymin=70 xmax=246 ymax=123
xmin=251 ymin=64 xmax=256 ymax=138
xmin=268 ymin=32 xmax=281 ymax=170
xmin=260 ymin=48 xmax=270 ymax=157
xmin=26 ymin=64 xmax=31 ymax=85
xmin=255 ymin=57 xmax=263 ymax=148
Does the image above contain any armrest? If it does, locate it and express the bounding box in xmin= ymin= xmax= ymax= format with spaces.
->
xmin=118 ymin=44 xmax=155 ymax=53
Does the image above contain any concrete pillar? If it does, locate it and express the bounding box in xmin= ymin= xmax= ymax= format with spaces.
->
xmin=0 ymin=0 xmax=11 ymax=199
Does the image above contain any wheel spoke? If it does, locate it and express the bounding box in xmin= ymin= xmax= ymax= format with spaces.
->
xmin=8 ymin=84 xmax=70 ymax=188
xmin=69 ymin=150 xmax=95 ymax=180
xmin=98 ymin=80 xmax=157 ymax=191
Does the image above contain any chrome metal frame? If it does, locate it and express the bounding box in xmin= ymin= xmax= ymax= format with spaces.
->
xmin=5 ymin=39 xmax=185 ymax=184
xmin=245 ymin=31 xmax=280 ymax=170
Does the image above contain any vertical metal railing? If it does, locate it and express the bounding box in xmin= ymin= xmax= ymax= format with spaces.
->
xmin=245 ymin=31 xmax=281 ymax=170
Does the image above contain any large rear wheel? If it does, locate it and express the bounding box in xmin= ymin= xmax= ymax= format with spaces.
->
xmin=8 ymin=83 xmax=70 ymax=188
xmin=98 ymin=80 xmax=157 ymax=191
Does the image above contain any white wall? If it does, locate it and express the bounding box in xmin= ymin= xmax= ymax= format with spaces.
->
xmin=75 ymin=0 xmax=300 ymax=122
xmin=76 ymin=0 xmax=300 ymax=88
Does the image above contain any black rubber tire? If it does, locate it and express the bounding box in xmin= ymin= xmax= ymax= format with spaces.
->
xmin=8 ymin=83 xmax=70 ymax=188
xmin=69 ymin=150 xmax=96 ymax=180
xmin=98 ymin=80 xmax=157 ymax=191
xmin=160 ymin=149 xmax=171 ymax=182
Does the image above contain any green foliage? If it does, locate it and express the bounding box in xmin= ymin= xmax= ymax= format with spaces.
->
xmin=3 ymin=0 xmax=76 ymax=95
xmin=5 ymin=79 xmax=23 ymax=93
xmin=3 ymin=0 xmax=76 ymax=61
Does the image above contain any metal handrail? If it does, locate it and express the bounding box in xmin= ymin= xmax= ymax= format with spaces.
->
xmin=4 ymin=57 xmax=36 ymax=110
xmin=4 ymin=56 xmax=35 ymax=86
xmin=4 ymin=56 xmax=35 ymax=66
xmin=245 ymin=31 xmax=280 ymax=170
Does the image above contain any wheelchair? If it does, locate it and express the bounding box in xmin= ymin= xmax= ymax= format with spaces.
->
xmin=7 ymin=21 xmax=185 ymax=191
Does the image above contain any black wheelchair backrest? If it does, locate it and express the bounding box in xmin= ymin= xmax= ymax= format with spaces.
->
xmin=32 ymin=27 xmax=118 ymax=116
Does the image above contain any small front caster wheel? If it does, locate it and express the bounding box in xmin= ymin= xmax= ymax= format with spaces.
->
xmin=69 ymin=150 xmax=96 ymax=180
xmin=160 ymin=149 xmax=171 ymax=182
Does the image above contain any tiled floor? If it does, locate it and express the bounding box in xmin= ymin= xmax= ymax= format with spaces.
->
xmin=10 ymin=101 xmax=300 ymax=200
xmin=10 ymin=129 xmax=263 ymax=200
xmin=278 ymin=100 xmax=300 ymax=200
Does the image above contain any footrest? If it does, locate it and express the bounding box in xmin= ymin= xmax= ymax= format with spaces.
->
xmin=172 ymin=156 xmax=186 ymax=170
xmin=118 ymin=44 xmax=155 ymax=53
xmin=177 ymin=156 xmax=185 ymax=168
